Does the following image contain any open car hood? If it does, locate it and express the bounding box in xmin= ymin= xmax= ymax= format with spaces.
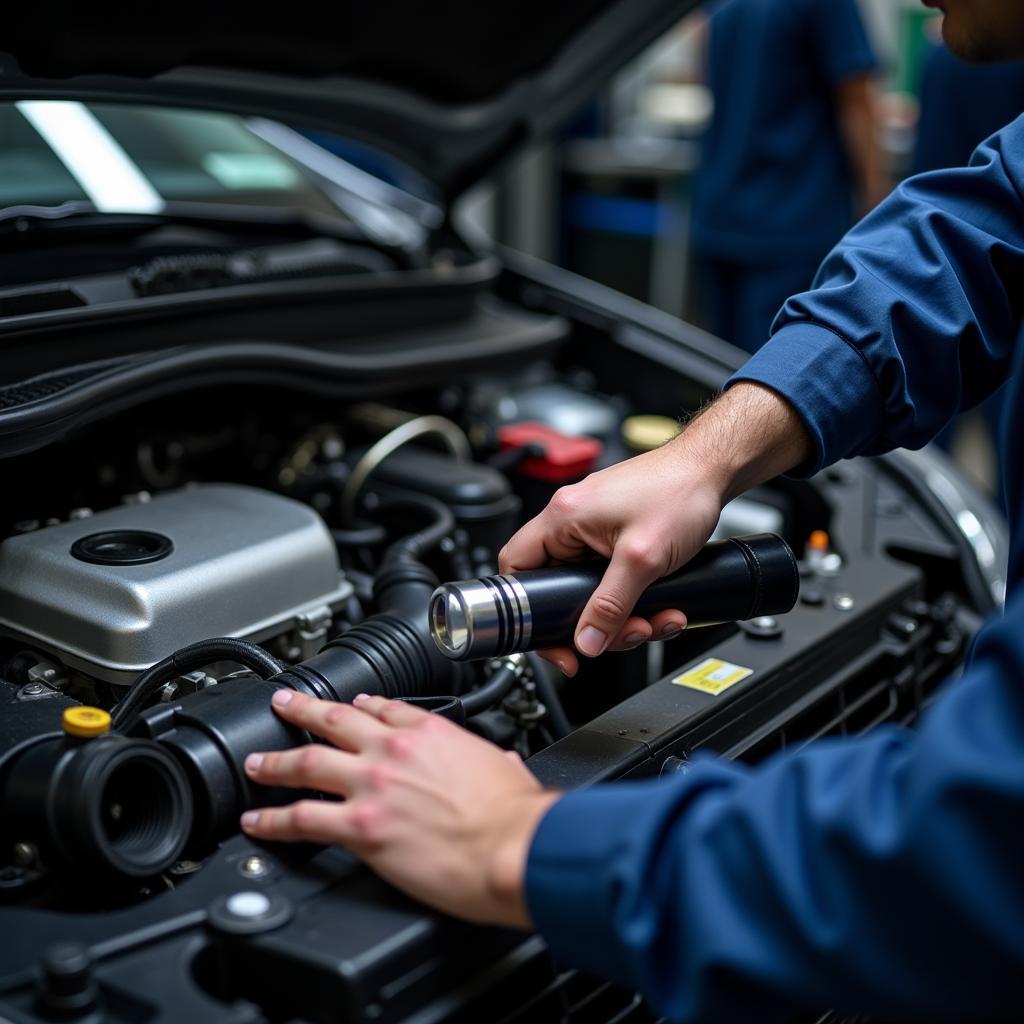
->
xmin=2 ymin=0 xmax=698 ymax=201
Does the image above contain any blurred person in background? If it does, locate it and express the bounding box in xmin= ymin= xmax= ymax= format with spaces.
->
xmin=692 ymin=0 xmax=886 ymax=354
xmin=915 ymin=22 xmax=1024 ymax=512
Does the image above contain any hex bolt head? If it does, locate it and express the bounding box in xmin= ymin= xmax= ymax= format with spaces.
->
xmin=240 ymin=855 xmax=269 ymax=878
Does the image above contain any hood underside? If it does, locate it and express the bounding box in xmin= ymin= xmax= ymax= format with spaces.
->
xmin=3 ymin=0 xmax=697 ymax=200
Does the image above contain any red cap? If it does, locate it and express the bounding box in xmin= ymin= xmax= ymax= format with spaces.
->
xmin=498 ymin=422 xmax=603 ymax=482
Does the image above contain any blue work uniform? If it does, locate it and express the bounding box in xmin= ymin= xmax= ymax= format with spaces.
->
xmin=914 ymin=42 xmax=1024 ymax=177
xmin=691 ymin=0 xmax=877 ymax=354
xmin=914 ymin=40 xmax=1024 ymax=509
xmin=527 ymin=116 xmax=1024 ymax=1020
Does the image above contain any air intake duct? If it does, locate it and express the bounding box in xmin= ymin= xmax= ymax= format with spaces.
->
xmin=1 ymin=727 xmax=192 ymax=879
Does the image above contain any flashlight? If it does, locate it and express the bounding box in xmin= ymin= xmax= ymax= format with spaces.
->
xmin=430 ymin=533 xmax=799 ymax=661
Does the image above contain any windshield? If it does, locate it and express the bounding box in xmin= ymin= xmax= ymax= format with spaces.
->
xmin=1 ymin=101 xmax=346 ymax=217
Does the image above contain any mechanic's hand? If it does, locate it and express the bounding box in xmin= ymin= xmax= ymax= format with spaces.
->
xmin=499 ymin=441 xmax=723 ymax=677
xmin=240 ymin=690 xmax=560 ymax=928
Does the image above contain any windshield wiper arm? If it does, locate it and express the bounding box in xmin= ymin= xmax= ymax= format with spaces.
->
xmin=0 ymin=200 xmax=368 ymax=246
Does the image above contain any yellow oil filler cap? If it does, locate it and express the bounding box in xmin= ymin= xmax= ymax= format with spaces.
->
xmin=622 ymin=415 xmax=680 ymax=454
xmin=62 ymin=706 xmax=112 ymax=738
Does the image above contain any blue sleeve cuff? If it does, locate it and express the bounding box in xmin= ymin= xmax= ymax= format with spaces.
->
xmin=524 ymin=768 xmax=741 ymax=986
xmin=725 ymin=321 xmax=885 ymax=477
xmin=525 ymin=785 xmax=640 ymax=982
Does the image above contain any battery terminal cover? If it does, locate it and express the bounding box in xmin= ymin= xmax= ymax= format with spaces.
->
xmin=498 ymin=422 xmax=603 ymax=483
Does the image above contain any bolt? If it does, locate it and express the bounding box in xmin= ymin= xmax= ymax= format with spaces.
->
xmin=38 ymin=942 xmax=96 ymax=1016
xmin=820 ymin=553 xmax=843 ymax=576
xmin=12 ymin=842 xmax=37 ymax=866
xmin=834 ymin=593 xmax=856 ymax=612
xmin=21 ymin=683 xmax=46 ymax=696
xmin=240 ymin=855 xmax=269 ymax=878
xmin=753 ymin=616 xmax=778 ymax=630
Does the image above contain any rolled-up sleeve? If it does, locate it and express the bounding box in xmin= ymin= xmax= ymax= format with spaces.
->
xmin=728 ymin=114 xmax=1024 ymax=475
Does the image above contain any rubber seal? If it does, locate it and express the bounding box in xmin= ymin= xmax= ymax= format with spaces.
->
xmin=71 ymin=530 xmax=173 ymax=566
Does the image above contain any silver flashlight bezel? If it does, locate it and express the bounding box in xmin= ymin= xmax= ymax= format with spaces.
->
xmin=428 ymin=575 xmax=532 ymax=661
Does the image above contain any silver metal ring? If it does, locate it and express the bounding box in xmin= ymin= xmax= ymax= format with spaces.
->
xmin=341 ymin=415 xmax=471 ymax=524
xmin=429 ymin=574 xmax=533 ymax=660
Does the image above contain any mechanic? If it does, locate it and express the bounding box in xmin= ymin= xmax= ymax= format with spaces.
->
xmin=240 ymin=0 xmax=1024 ymax=1019
xmin=692 ymin=0 xmax=885 ymax=354
xmin=914 ymin=29 xmax=1024 ymax=511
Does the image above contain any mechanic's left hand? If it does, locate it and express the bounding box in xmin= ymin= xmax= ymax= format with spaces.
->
xmin=240 ymin=690 xmax=560 ymax=928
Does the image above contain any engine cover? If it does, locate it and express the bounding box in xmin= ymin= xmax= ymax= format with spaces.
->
xmin=0 ymin=484 xmax=351 ymax=683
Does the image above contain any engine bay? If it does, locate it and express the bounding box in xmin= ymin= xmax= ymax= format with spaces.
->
xmin=0 ymin=304 xmax=997 ymax=1021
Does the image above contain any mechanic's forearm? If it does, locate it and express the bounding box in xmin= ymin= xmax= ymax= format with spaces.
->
xmin=669 ymin=381 xmax=813 ymax=506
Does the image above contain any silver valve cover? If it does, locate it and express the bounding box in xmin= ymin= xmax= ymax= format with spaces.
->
xmin=0 ymin=484 xmax=351 ymax=683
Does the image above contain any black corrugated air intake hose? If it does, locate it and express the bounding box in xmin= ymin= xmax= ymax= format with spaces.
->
xmin=276 ymin=493 xmax=457 ymax=704
xmin=127 ymin=496 xmax=461 ymax=851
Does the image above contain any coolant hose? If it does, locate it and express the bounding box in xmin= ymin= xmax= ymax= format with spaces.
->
xmin=375 ymin=493 xmax=456 ymax=562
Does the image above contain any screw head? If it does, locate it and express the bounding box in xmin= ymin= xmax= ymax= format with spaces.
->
xmin=834 ymin=593 xmax=856 ymax=612
xmin=12 ymin=842 xmax=37 ymax=866
xmin=21 ymin=683 xmax=46 ymax=696
xmin=240 ymin=855 xmax=269 ymax=878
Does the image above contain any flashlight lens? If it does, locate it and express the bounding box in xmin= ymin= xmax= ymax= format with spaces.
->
xmin=432 ymin=589 xmax=469 ymax=655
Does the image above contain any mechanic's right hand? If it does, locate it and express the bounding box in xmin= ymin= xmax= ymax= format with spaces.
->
xmin=498 ymin=441 xmax=724 ymax=677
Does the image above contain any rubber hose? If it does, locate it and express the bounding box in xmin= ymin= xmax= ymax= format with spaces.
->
xmin=526 ymin=652 xmax=572 ymax=739
xmin=459 ymin=663 xmax=520 ymax=717
xmin=376 ymin=493 xmax=455 ymax=562
xmin=331 ymin=522 xmax=388 ymax=548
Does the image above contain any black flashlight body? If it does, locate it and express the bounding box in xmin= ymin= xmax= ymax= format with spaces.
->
xmin=430 ymin=534 xmax=800 ymax=661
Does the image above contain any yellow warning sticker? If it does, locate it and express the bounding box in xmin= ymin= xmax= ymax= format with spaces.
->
xmin=672 ymin=657 xmax=753 ymax=696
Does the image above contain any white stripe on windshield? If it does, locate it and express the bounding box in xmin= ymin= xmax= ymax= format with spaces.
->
xmin=16 ymin=100 xmax=164 ymax=214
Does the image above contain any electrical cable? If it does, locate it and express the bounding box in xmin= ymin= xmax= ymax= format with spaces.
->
xmin=112 ymin=638 xmax=284 ymax=731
